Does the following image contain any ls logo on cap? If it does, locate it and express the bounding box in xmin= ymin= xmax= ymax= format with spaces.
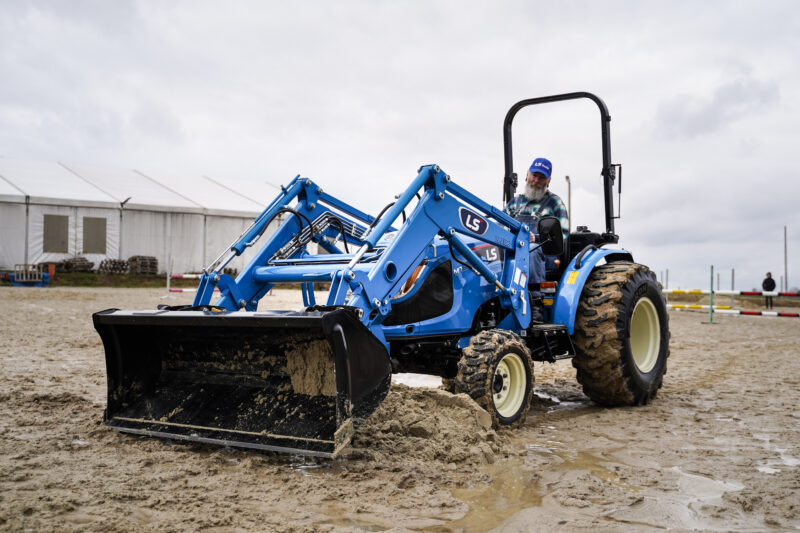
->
xmin=459 ymin=207 xmax=488 ymax=236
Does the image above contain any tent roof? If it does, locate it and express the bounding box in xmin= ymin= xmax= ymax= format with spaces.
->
xmin=0 ymin=158 xmax=117 ymax=206
xmin=203 ymin=174 xmax=282 ymax=208
xmin=0 ymin=172 xmax=24 ymax=196
xmin=0 ymin=158 xmax=282 ymax=215
xmin=62 ymin=163 xmax=199 ymax=210
xmin=137 ymin=170 xmax=267 ymax=213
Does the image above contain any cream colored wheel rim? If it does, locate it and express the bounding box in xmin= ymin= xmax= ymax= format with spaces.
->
xmin=630 ymin=296 xmax=660 ymax=373
xmin=492 ymin=353 xmax=527 ymax=418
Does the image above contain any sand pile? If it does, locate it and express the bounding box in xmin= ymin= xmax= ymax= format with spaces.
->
xmin=348 ymin=384 xmax=517 ymax=465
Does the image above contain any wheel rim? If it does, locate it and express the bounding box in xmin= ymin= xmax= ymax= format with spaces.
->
xmin=630 ymin=296 xmax=660 ymax=373
xmin=492 ymin=352 xmax=527 ymax=418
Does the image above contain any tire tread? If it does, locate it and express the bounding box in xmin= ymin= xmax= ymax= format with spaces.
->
xmin=572 ymin=262 xmax=670 ymax=406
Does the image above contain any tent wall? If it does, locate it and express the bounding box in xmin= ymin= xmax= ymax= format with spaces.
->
xmin=26 ymin=204 xmax=119 ymax=267
xmin=77 ymin=206 xmax=120 ymax=267
xmin=0 ymin=202 xmax=27 ymax=269
xmin=204 ymin=215 xmax=259 ymax=274
xmin=2 ymin=194 xmax=283 ymax=276
xmin=121 ymin=210 xmax=203 ymax=275
xmin=121 ymin=210 xmax=275 ymax=275
xmin=1 ymin=158 xmax=290 ymax=275
xmin=0 ymin=205 xmax=280 ymax=275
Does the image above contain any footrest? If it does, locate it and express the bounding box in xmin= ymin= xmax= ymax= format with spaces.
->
xmin=525 ymin=324 xmax=575 ymax=362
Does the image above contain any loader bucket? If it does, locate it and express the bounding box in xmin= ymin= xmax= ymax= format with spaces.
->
xmin=92 ymin=306 xmax=392 ymax=458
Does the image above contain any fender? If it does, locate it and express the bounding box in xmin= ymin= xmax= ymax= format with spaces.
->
xmin=552 ymin=248 xmax=633 ymax=334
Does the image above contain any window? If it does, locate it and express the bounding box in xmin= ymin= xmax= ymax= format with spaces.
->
xmin=83 ymin=217 xmax=107 ymax=254
xmin=43 ymin=214 xmax=69 ymax=253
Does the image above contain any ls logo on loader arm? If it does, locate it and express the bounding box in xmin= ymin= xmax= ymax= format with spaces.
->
xmin=458 ymin=207 xmax=488 ymax=236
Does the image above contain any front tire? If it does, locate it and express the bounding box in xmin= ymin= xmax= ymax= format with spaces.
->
xmin=572 ymin=262 xmax=670 ymax=406
xmin=454 ymin=329 xmax=534 ymax=428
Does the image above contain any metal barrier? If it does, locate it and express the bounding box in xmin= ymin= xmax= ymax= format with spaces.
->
xmin=165 ymin=272 xmax=269 ymax=296
xmin=669 ymin=304 xmax=799 ymax=318
xmin=667 ymin=289 xmax=799 ymax=297
xmin=169 ymin=288 xmax=219 ymax=293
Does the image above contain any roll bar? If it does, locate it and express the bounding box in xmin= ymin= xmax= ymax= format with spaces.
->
xmin=502 ymin=92 xmax=618 ymax=240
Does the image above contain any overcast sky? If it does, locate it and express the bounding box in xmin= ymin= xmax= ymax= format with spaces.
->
xmin=1 ymin=1 xmax=798 ymax=290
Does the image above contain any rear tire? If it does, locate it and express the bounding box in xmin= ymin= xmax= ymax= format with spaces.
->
xmin=572 ymin=262 xmax=670 ymax=406
xmin=454 ymin=329 xmax=534 ymax=428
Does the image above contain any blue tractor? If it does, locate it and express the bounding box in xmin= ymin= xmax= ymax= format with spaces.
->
xmin=94 ymin=93 xmax=670 ymax=457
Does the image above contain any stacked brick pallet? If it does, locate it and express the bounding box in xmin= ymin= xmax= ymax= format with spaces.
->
xmin=61 ymin=257 xmax=94 ymax=272
xmin=128 ymin=256 xmax=158 ymax=274
xmin=98 ymin=259 xmax=129 ymax=274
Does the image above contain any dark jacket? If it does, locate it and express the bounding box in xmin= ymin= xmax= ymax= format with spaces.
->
xmin=762 ymin=277 xmax=776 ymax=292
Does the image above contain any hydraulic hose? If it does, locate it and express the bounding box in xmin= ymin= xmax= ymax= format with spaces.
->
xmin=327 ymin=216 xmax=350 ymax=253
xmin=269 ymin=207 xmax=314 ymax=245
xmin=368 ymin=201 xmax=407 ymax=231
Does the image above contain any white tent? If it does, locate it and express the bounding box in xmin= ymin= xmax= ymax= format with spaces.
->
xmin=0 ymin=158 xmax=284 ymax=274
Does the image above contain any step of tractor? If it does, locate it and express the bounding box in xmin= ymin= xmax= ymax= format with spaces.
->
xmin=523 ymin=324 xmax=575 ymax=362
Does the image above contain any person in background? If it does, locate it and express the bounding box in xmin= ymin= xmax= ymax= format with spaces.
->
xmin=762 ymin=272 xmax=776 ymax=309
xmin=504 ymin=157 xmax=569 ymax=323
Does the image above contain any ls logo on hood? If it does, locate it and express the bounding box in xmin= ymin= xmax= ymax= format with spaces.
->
xmin=459 ymin=207 xmax=488 ymax=236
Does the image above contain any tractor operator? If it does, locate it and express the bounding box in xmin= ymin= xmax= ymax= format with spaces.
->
xmin=504 ymin=157 xmax=569 ymax=322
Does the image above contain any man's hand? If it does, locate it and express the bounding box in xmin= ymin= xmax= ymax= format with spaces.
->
xmin=529 ymin=232 xmax=536 ymax=243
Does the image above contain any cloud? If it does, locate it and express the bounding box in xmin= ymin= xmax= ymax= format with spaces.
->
xmin=653 ymin=78 xmax=780 ymax=140
xmin=129 ymin=99 xmax=185 ymax=143
xmin=0 ymin=1 xmax=798 ymax=290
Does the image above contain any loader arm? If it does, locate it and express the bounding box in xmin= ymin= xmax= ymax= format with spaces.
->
xmin=337 ymin=165 xmax=534 ymax=337
xmin=207 ymin=164 xmax=534 ymax=345
xmin=94 ymin=164 xmax=532 ymax=458
xmin=194 ymin=176 xmax=379 ymax=310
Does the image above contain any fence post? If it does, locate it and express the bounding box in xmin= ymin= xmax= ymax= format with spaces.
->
xmin=709 ymin=265 xmax=714 ymax=324
xmin=161 ymin=259 xmax=175 ymax=300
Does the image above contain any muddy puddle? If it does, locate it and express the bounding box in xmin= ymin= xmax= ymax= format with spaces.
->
xmin=423 ymin=457 xmax=541 ymax=532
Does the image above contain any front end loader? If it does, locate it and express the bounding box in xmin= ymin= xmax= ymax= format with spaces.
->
xmin=94 ymin=92 xmax=670 ymax=458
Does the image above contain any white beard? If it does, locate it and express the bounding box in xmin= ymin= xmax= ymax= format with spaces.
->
xmin=524 ymin=182 xmax=548 ymax=202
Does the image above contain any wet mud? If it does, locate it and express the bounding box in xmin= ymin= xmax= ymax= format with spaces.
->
xmin=285 ymin=339 xmax=336 ymax=397
xmin=1 ymin=287 xmax=799 ymax=531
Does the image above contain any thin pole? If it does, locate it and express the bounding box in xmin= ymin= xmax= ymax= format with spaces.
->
xmin=565 ymin=175 xmax=572 ymax=233
xmin=24 ymin=196 xmax=30 ymax=264
xmin=709 ymin=265 xmax=714 ymax=324
xmin=666 ymin=269 xmax=669 ymax=290
xmin=785 ymin=225 xmax=789 ymax=291
xmin=717 ymin=272 xmax=720 ymax=290
xmin=731 ymin=268 xmax=735 ymax=307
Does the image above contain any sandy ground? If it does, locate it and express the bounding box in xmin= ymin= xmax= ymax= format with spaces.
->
xmin=1 ymin=286 xmax=799 ymax=532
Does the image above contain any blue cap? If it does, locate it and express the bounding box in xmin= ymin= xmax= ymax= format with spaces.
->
xmin=529 ymin=158 xmax=552 ymax=179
